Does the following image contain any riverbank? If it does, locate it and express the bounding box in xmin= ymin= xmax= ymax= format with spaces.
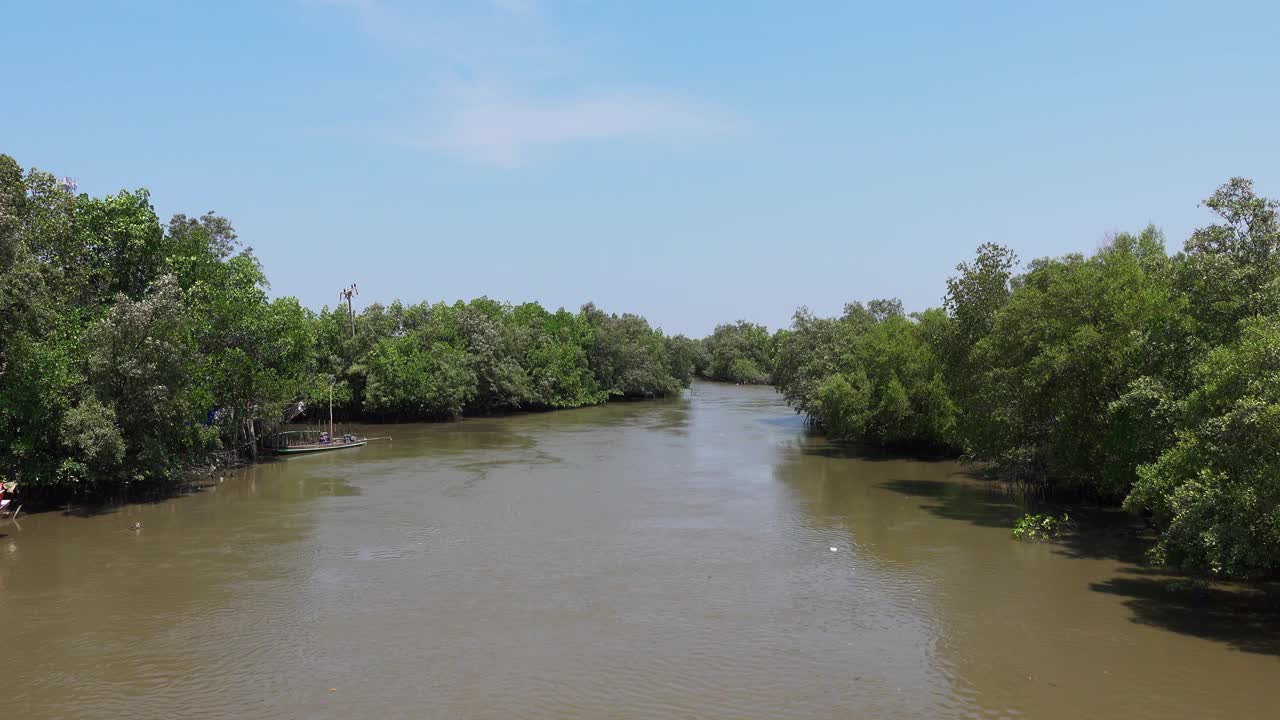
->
xmin=8 ymin=383 xmax=697 ymax=512
xmin=4 ymin=382 xmax=1278 ymax=719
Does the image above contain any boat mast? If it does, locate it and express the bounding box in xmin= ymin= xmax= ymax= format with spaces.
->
xmin=332 ymin=284 xmax=357 ymax=440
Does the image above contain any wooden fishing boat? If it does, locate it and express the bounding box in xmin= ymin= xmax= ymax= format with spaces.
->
xmin=274 ymin=436 xmax=367 ymax=455
xmin=270 ymin=379 xmax=383 ymax=456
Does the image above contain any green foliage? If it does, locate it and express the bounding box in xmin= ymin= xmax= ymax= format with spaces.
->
xmin=1012 ymin=513 xmax=1074 ymax=541
xmin=1124 ymin=316 xmax=1280 ymax=578
xmin=73 ymin=189 xmax=167 ymax=302
xmin=813 ymin=371 xmax=871 ymax=439
xmin=960 ymin=229 xmax=1180 ymax=495
xmin=773 ymin=310 xmax=845 ymax=418
xmin=773 ymin=302 xmax=956 ymax=449
xmin=582 ymin=303 xmax=683 ymax=398
xmin=728 ymin=357 xmax=767 ymax=384
xmin=703 ymin=321 xmax=774 ymax=383
xmin=943 ymin=243 xmax=1018 ymax=360
xmin=0 ymin=333 xmax=79 ymax=477
xmin=663 ymin=335 xmax=707 ymax=385
xmin=454 ymin=298 xmax=534 ymax=411
xmin=84 ymin=277 xmax=208 ymax=479
xmin=762 ymin=179 xmax=1280 ymax=577
xmin=60 ymin=394 xmax=126 ymax=477
xmin=0 ymin=154 xmax=317 ymax=497
xmin=7 ymin=149 xmax=1280 ymax=578
xmin=0 ymin=152 xmax=692 ymax=502
xmin=937 ymin=243 xmax=1018 ymax=449
xmin=1176 ymin=178 xmax=1280 ymax=347
xmin=364 ymin=337 xmax=477 ymax=418
xmin=954 ymin=180 xmax=1279 ymax=575
xmin=313 ymin=296 xmax=685 ymax=422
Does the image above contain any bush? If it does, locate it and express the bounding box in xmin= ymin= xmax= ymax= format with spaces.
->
xmin=1012 ymin=513 xmax=1074 ymax=541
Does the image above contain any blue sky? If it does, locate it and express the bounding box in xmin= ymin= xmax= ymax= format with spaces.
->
xmin=4 ymin=1 xmax=1279 ymax=336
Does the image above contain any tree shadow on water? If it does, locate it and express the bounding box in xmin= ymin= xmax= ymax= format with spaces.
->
xmin=881 ymin=476 xmax=1154 ymax=564
xmin=3 ymin=476 xmax=223 ymax=518
xmin=1047 ymin=510 xmax=1280 ymax=654
xmin=1052 ymin=507 xmax=1153 ymax=566
xmin=55 ymin=482 xmax=212 ymax=518
xmin=1090 ymin=567 xmax=1280 ymax=656
xmin=878 ymin=477 xmax=1280 ymax=656
xmin=877 ymin=478 xmax=1027 ymax=529
xmin=804 ymin=442 xmax=958 ymax=462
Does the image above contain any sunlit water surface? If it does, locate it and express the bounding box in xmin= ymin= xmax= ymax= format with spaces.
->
xmin=2 ymin=383 xmax=1277 ymax=719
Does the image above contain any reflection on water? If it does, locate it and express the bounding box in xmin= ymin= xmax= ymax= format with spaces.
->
xmin=1 ymin=382 xmax=1277 ymax=719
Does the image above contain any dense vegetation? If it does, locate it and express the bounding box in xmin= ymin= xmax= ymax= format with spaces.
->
xmin=4 ymin=151 xmax=1277 ymax=579
xmin=764 ymin=180 xmax=1280 ymax=579
xmin=700 ymin=321 xmax=772 ymax=383
xmin=0 ymin=156 xmax=321 ymax=496
xmin=313 ymin=299 xmax=693 ymax=421
xmin=0 ymin=154 xmax=692 ymax=503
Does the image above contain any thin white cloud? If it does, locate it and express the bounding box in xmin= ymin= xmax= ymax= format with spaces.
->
xmin=411 ymin=84 xmax=737 ymax=166
xmin=312 ymin=0 xmax=740 ymax=166
xmin=312 ymin=0 xmax=552 ymax=65
xmin=487 ymin=0 xmax=536 ymax=15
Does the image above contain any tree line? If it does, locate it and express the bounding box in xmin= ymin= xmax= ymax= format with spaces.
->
xmin=0 ymin=154 xmax=696 ymax=504
xmin=4 ymin=152 xmax=1277 ymax=578
xmin=706 ymin=179 xmax=1279 ymax=579
xmin=313 ymin=299 xmax=696 ymax=421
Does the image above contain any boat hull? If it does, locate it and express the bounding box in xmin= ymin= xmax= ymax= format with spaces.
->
xmin=274 ymin=440 xmax=367 ymax=455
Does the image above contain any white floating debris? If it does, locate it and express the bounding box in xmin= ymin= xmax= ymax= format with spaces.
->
xmin=830 ymin=547 xmax=838 ymax=552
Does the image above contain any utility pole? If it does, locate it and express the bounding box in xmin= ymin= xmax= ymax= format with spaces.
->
xmin=339 ymin=283 xmax=358 ymax=338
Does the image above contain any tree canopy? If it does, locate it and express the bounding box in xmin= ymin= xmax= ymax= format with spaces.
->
xmin=5 ymin=152 xmax=1279 ymax=578
xmin=767 ymin=178 xmax=1280 ymax=578
xmin=0 ymin=154 xmax=689 ymax=502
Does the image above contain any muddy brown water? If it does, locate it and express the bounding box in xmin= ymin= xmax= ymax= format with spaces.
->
xmin=1 ymin=382 xmax=1277 ymax=719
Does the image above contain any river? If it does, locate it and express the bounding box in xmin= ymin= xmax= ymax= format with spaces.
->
xmin=1 ymin=382 xmax=1276 ymax=719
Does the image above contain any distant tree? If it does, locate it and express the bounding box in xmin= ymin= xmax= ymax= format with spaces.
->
xmin=663 ymin=335 xmax=707 ymax=385
xmin=773 ymin=301 xmax=954 ymax=449
xmin=702 ymin=321 xmax=773 ymax=383
xmin=582 ymin=303 xmax=682 ymax=398
xmin=364 ymin=335 xmax=476 ymax=419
